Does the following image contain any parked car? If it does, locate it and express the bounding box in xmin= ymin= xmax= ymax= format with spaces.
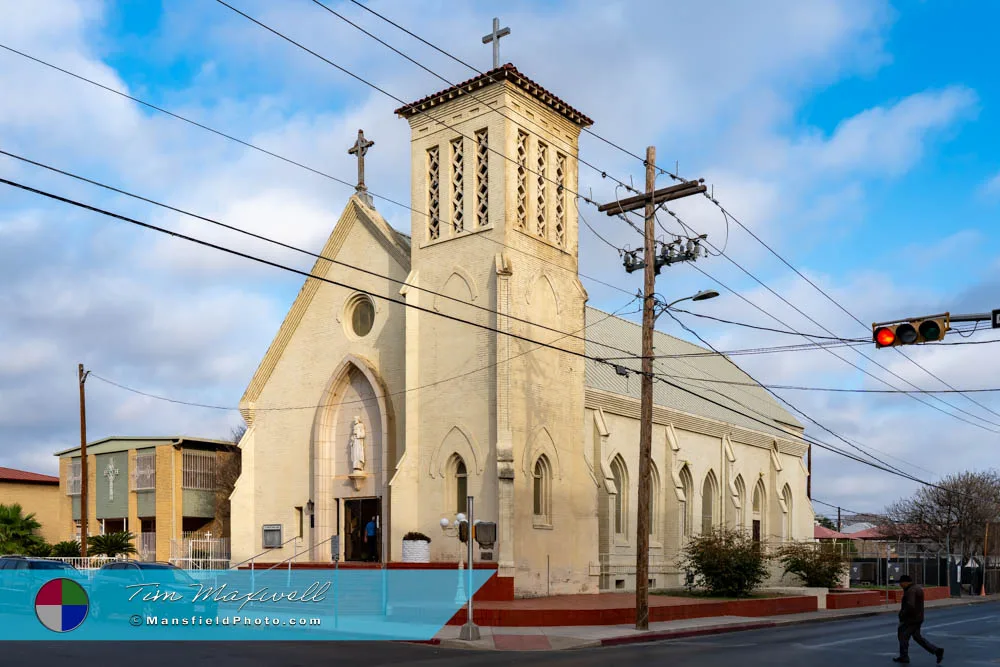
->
xmin=0 ymin=555 xmax=85 ymax=614
xmin=90 ymin=561 xmax=217 ymax=619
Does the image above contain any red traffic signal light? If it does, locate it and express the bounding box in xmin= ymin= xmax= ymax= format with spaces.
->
xmin=872 ymin=315 xmax=950 ymax=348
xmin=874 ymin=327 xmax=896 ymax=347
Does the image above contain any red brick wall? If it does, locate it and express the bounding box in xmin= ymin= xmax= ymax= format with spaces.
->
xmin=448 ymin=595 xmax=817 ymax=627
xmin=827 ymin=590 xmax=882 ymax=609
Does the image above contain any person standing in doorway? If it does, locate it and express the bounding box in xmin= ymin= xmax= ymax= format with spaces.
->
xmin=364 ymin=517 xmax=377 ymax=562
xmin=894 ymin=575 xmax=944 ymax=663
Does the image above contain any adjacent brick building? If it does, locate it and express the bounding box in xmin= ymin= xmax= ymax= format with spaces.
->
xmin=55 ymin=436 xmax=238 ymax=562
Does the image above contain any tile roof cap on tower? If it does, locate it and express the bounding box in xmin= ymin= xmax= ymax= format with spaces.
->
xmin=394 ymin=63 xmax=594 ymax=128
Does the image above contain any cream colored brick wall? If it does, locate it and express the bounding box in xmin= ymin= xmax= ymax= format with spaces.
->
xmin=229 ymin=73 xmax=813 ymax=598
xmin=230 ymin=200 xmax=408 ymax=565
xmin=586 ymin=403 xmax=814 ymax=591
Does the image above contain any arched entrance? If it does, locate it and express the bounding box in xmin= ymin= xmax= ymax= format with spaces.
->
xmin=311 ymin=356 xmax=389 ymax=562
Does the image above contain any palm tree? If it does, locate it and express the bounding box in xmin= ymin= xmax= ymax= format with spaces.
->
xmin=0 ymin=503 xmax=44 ymax=554
xmin=88 ymin=531 xmax=138 ymax=557
xmin=52 ymin=541 xmax=82 ymax=557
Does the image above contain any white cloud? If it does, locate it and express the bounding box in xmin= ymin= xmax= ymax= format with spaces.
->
xmin=0 ymin=0 xmax=993 ymax=518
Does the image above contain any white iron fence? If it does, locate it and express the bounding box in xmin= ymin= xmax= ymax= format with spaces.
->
xmin=169 ymin=534 xmax=230 ymax=570
xmin=34 ymin=556 xmax=131 ymax=575
xmin=139 ymin=532 xmax=156 ymax=561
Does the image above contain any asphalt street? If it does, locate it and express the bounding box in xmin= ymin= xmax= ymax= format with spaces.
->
xmin=6 ymin=601 xmax=998 ymax=667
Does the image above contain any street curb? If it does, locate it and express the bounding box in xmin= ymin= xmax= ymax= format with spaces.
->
xmin=598 ymin=621 xmax=777 ymax=646
xmin=595 ymin=596 xmax=999 ymax=648
xmin=418 ymin=596 xmax=999 ymax=652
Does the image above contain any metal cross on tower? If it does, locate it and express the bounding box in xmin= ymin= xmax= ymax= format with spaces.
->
xmin=348 ymin=129 xmax=375 ymax=205
xmin=481 ymin=17 xmax=510 ymax=69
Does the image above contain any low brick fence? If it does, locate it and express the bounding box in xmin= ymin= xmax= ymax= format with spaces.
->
xmin=827 ymin=590 xmax=883 ymax=609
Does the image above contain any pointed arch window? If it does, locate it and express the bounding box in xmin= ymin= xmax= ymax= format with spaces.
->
xmin=447 ymin=454 xmax=467 ymax=515
xmin=752 ymin=479 xmax=766 ymax=543
xmin=611 ymin=455 xmax=628 ymax=536
xmin=649 ymin=462 xmax=661 ymax=539
xmin=734 ymin=475 xmax=747 ymax=532
xmin=702 ymin=471 xmax=718 ymax=535
xmin=533 ymin=455 xmax=552 ymax=525
xmin=679 ymin=465 xmax=694 ymax=538
xmin=782 ymin=484 xmax=793 ymax=542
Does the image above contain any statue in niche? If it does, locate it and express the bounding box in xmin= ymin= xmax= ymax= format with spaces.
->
xmin=348 ymin=416 xmax=367 ymax=472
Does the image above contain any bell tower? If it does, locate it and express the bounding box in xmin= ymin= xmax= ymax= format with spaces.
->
xmin=393 ymin=51 xmax=596 ymax=596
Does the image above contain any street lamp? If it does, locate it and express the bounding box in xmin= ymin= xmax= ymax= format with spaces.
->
xmin=661 ymin=289 xmax=719 ymax=312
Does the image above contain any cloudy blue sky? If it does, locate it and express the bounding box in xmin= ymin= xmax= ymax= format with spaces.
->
xmin=1 ymin=0 xmax=998 ymax=519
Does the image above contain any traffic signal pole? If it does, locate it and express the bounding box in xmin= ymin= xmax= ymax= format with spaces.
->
xmin=597 ymin=152 xmax=706 ymax=630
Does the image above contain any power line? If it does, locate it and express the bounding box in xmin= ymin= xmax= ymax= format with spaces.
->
xmin=88 ymin=300 xmax=641 ymax=414
xmin=304 ymin=0 xmax=998 ymax=428
xmin=308 ymin=0 xmax=645 ymax=199
xmin=684 ymin=261 xmax=1000 ymax=434
xmin=2 ymin=175 xmax=960 ymax=492
xmin=662 ymin=308 xmax=940 ymax=487
xmin=0 ymin=41 xmax=631 ymax=300
xmin=699 ymin=198 xmax=1000 ymax=425
xmin=812 ymin=497 xmax=874 ymax=518
xmin=0 ymin=175 xmax=626 ymax=367
xmin=212 ymin=0 xmax=635 ymax=210
xmin=0 ymin=148 xmax=645 ymax=363
xmin=651 ymin=366 xmax=960 ymax=494
xmin=343 ymin=0 xmax=689 ymax=184
xmin=668 ymin=306 xmax=864 ymax=341
xmin=636 ymin=175 xmax=1000 ymax=430
xmin=660 ymin=375 xmax=1000 ymax=395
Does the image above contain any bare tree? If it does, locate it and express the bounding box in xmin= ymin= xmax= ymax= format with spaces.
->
xmin=214 ymin=422 xmax=245 ymax=539
xmin=882 ymin=470 xmax=1000 ymax=564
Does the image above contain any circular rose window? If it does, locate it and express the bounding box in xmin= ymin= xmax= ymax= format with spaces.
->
xmin=349 ymin=295 xmax=375 ymax=337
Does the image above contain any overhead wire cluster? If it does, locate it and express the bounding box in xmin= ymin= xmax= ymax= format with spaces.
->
xmin=0 ymin=1 xmax=994 ymax=501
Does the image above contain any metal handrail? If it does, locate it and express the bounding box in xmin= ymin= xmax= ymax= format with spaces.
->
xmin=229 ymin=534 xmax=302 ymax=570
xmin=266 ymin=534 xmax=337 ymax=571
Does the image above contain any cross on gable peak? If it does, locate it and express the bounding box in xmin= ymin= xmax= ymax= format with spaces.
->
xmin=347 ymin=129 xmax=375 ymax=206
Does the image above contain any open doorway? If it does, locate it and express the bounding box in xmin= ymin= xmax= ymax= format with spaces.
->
xmin=344 ymin=497 xmax=381 ymax=562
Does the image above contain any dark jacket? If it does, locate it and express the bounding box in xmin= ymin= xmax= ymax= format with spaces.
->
xmin=899 ymin=584 xmax=925 ymax=625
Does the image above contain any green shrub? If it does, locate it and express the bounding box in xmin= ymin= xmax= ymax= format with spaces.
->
xmin=87 ymin=531 xmax=137 ymax=557
xmin=677 ymin=528 xmax=770 ymax=598
xmin=25 ymin=541 xmax=52 ymax=557
xmin=52 ymin=541 xmax=82 ymax=557
xmin=777 ymin=541 xmax=848 ymax=588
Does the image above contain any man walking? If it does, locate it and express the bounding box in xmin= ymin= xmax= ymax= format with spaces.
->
xmin=363 ymin=517 xmax=378 ymax=562
xmin=894 ymin=575 xmax=944 ymax=663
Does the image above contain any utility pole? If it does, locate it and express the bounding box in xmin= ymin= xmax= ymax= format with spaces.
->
xmin=598 ymin=152 xmax=707 ymax=630
xmin=78 ymin=363 xmax=90 ymax=558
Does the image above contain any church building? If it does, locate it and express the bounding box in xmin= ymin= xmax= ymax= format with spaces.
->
xmin=229 ymin=58 xmax=814 ymax=598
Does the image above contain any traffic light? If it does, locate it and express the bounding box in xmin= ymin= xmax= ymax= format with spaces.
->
xmin=872 ymin=314 xmax=950 ymax=348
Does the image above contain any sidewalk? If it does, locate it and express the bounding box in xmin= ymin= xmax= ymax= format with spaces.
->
xmin=430 ymin=594 xmax=1000 ymax=651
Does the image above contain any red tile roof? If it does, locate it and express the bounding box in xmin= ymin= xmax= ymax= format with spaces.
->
xmin=814 ymin=525 xmax=851 ymax=540
xmin=0 ymin=466 xmax=59 ymax=484
xmin=394 ymin=63 xmax=594 ymax=128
